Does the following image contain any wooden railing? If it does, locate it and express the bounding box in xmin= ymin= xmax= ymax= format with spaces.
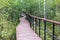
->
xmin=28 ymin=14 xmax=60 ymax=40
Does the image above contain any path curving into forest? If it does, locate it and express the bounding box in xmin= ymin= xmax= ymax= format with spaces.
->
xmin=16 ymin=14 xmax=42 ymax=40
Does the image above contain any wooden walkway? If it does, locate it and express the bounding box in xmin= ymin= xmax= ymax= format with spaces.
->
xmin=16 ymin=16 xmax=42 ymax=40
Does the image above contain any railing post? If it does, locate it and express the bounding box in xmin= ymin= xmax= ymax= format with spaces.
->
xmin=52 ymin=23 xmax=55 ymax=40
xmin=33 ymin=18 xmax=35 ymax=31
xmin=39 ymin=19 xmax=41 ymax=37
xmin=44 ymin=20 xmax=46 ymax=40
xmin=35 ymin=18 xmax=37 ymax=33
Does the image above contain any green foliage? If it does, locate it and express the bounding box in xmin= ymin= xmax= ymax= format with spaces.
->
xmin=0 ymin=0 xmax=60 ymax=40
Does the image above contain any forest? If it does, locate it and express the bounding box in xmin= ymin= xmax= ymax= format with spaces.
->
xmin=0 ymin=0 xmax=60 ymax=40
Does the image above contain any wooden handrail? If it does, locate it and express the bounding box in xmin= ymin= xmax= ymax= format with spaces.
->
xmin=28 ymin=14 xmax=60 ymax=25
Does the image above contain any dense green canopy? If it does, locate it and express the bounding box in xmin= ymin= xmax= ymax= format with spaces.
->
xmin=0 ymin=0 xmax=60 ymax=40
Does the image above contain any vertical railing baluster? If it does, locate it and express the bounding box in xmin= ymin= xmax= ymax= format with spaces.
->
xmin=52 ymin=23 xmax=55 ymax=40
xmin=35 ymin=18 xmax=37 ymax=33
xmin=44 ymin=20 xmax=46 ymax=40
xmin=33 ymin=18 xmax=35 ymax=31
xmin=39 ymin=19 xmax=41 ymax=37
xmin=30 ymin=20 xmax=31 ymax=27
